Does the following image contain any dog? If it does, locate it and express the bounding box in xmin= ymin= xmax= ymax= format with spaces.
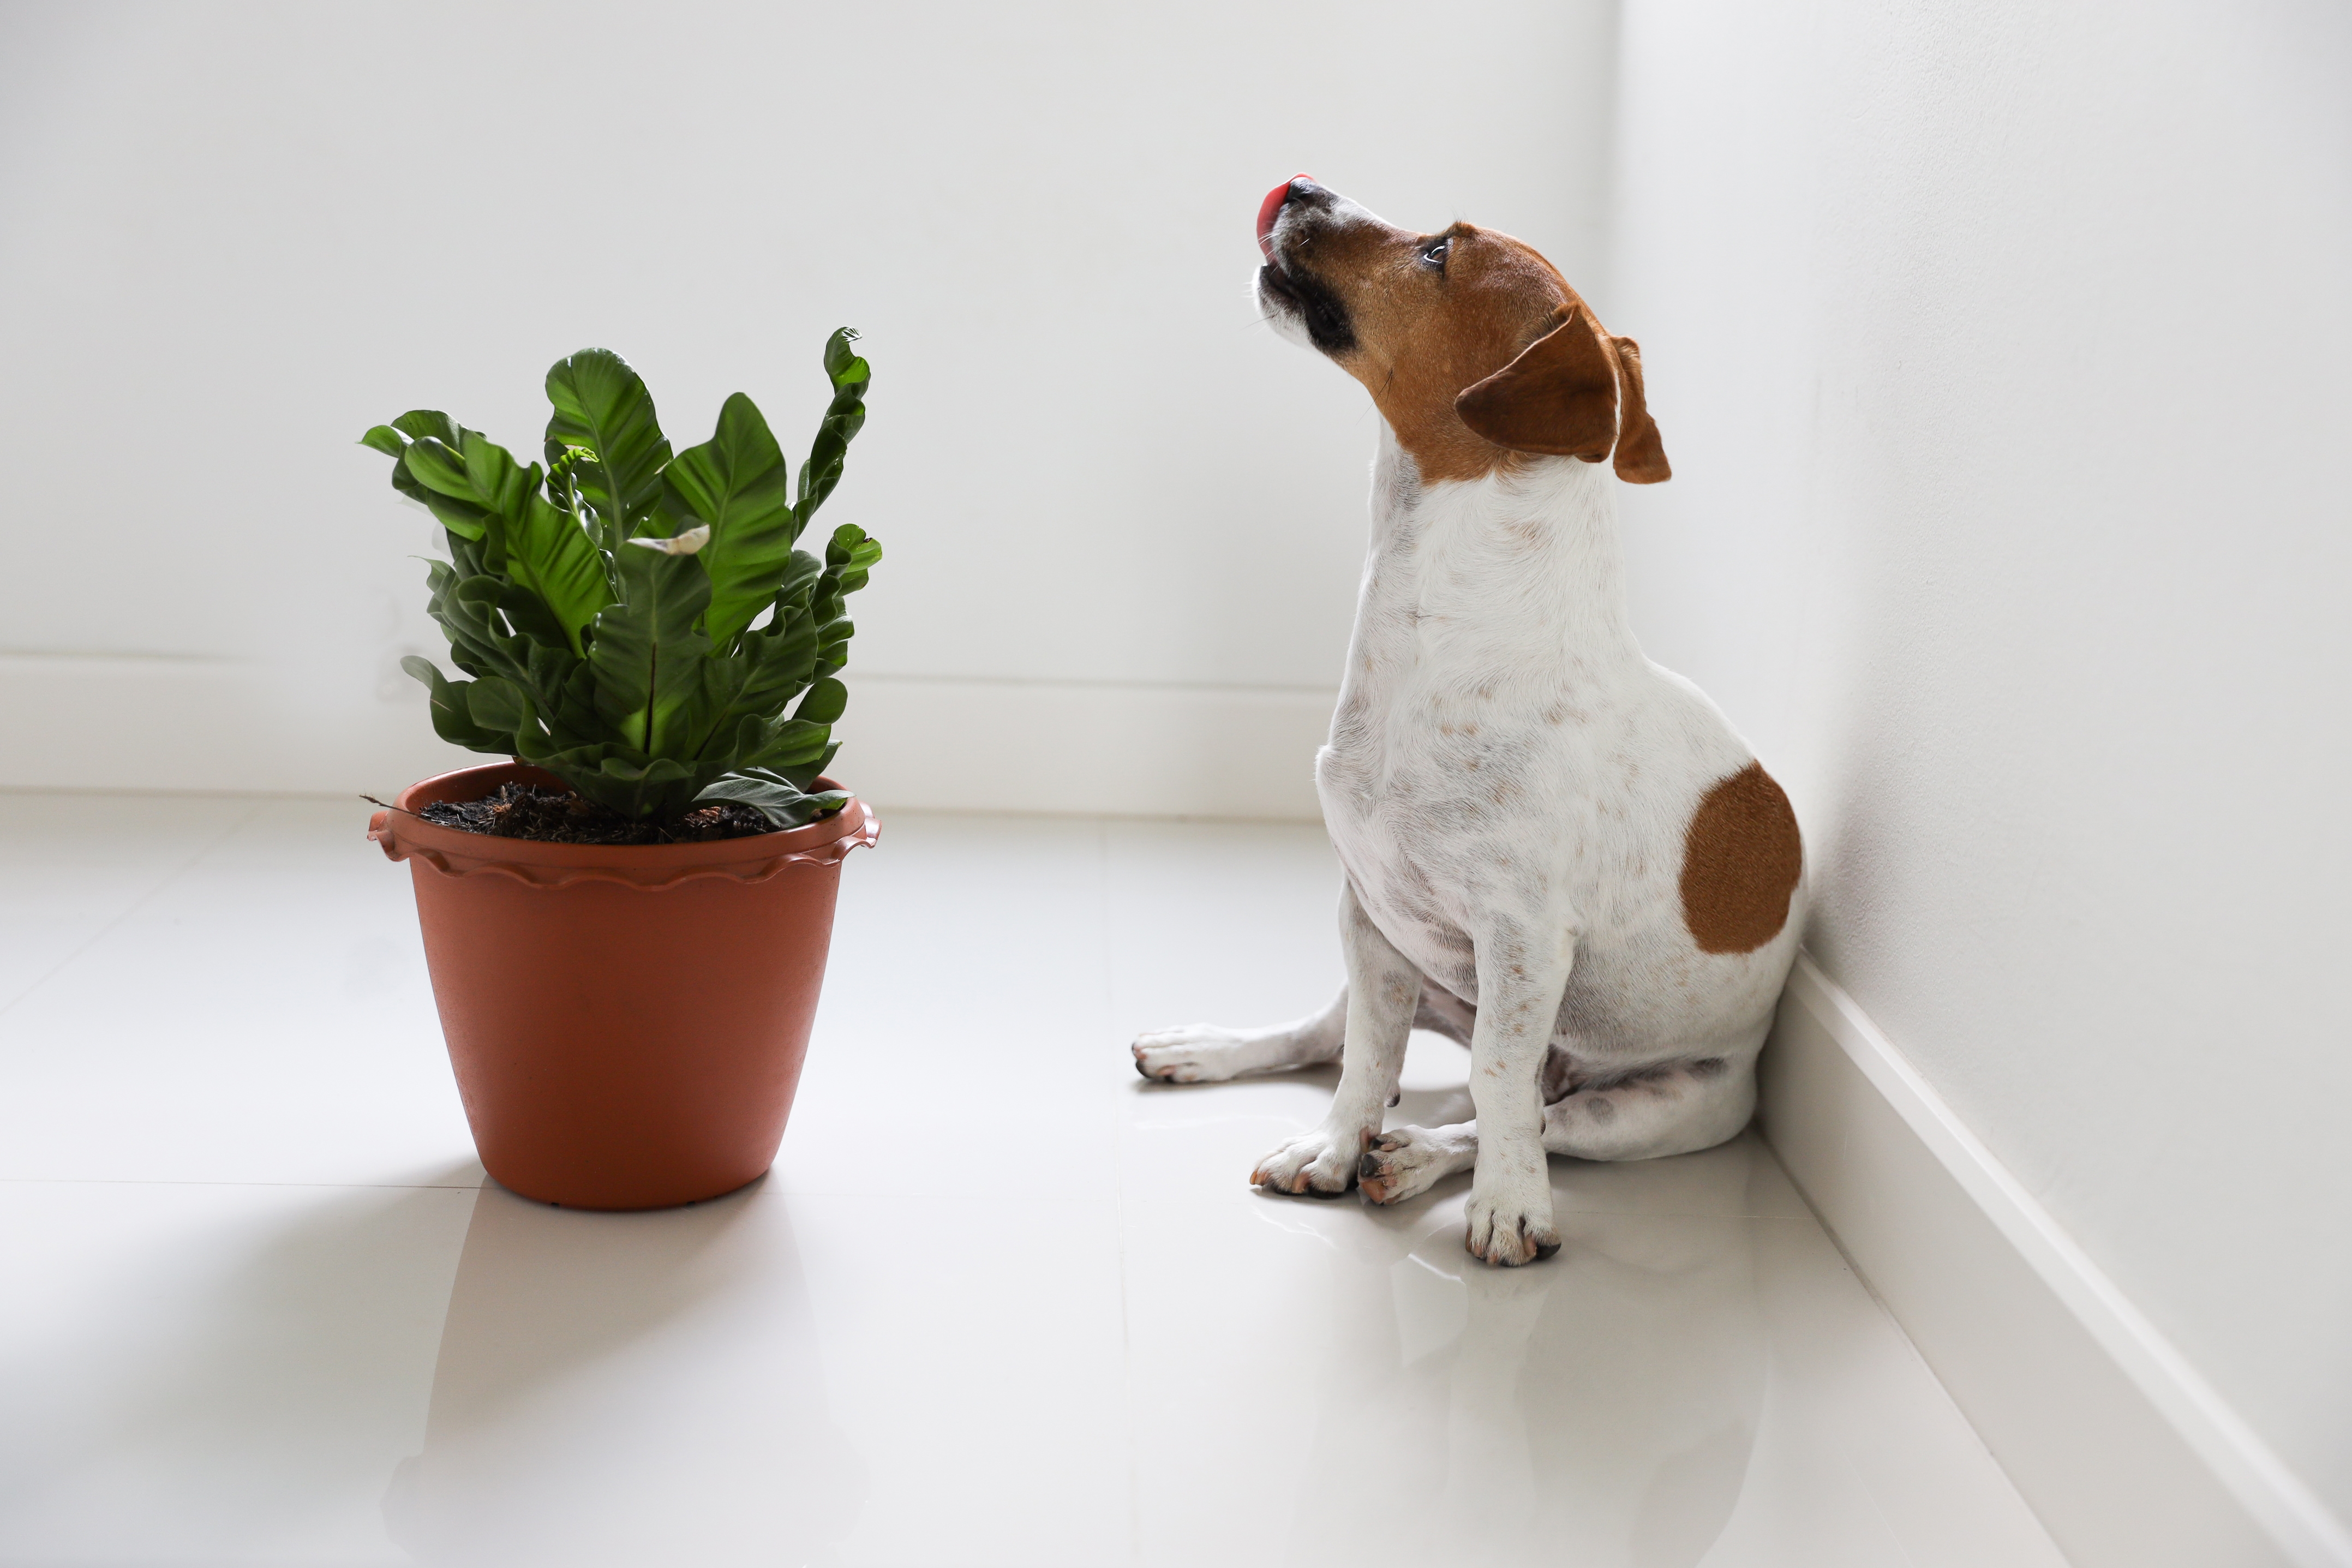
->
xmin=1132 ymin=177 xmax=1804 ymax=1267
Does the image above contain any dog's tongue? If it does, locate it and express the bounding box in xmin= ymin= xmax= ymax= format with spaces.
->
xmin=1258 ymin=174 xmax=1312 ymax=249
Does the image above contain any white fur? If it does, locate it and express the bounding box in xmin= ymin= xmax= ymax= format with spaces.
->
xmin=1136 ymin=292 xmax=1802 ymax=1268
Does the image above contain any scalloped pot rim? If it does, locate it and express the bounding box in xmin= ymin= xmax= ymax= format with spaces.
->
xmin=374 ymin=756 xmax=867 ymax=1208
xmin=369 ymin=762 xmax=880 ymax=890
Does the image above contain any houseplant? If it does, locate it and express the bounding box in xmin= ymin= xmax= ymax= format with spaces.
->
xmin=363 ymin=333 xmax=883 ymax=1209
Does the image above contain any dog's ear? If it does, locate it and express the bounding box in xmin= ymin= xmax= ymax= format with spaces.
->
xmin=1453 ymin=306 xmax=1672 ymax=483
xmin=1607 ymin=334 xmax=1670 ymax=484
xmin=1455 ymin=306 xmax=1617 ymax=461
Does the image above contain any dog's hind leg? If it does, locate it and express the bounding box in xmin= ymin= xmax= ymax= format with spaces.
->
xmin=1413 ymin=985 xmax=1476 ymax=1046
xmin=1537 ymin=1055 xmax=1756 ymax=1162
xmin=1359 ymin=1055 xmax=1757 ymax=1205
xmin=1248 ymin=883 xmax=1422 ymax=1195
xmin=1133 ymin=987 xmax=1346 ymax=1084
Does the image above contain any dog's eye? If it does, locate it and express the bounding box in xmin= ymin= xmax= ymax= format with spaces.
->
xmin=1420 ymin=237 xmax=1451 ymax=270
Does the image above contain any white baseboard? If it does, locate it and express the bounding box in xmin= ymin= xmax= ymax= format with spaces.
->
xmin=0 ymin=656 xmax=1333 ymax=821
xmin=0 ymin=653 xmax=481 ymax=803
xmin=1761 ymin=954 xmax=2349 ymax=1568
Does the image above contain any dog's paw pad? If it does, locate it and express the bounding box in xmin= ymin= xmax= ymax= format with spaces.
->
xmin=1356 ymin=1125 xmax=1466 ymax=1206
xmin=1251 ymin=1127 xmax=1362 ymax=1197
xmin=1464 ymin=1191 xmax=1561 ymax=1267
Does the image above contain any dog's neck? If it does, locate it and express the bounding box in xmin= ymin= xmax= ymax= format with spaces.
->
xmin=1351 ymin=428 xmax=1641 ymax=689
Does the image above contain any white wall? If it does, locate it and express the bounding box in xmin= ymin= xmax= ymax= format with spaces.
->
xmin=17 ymin=0 xmax=2348 ymax=1541
xmin=1602 ymin=0 xmax=2352 ymax=1545
xmin=0 ymin=0 xmax=1617 ymax=814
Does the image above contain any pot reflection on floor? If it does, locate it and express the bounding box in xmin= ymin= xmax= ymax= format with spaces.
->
xmin=383 ymin=1180 xmax=865 ymax=1567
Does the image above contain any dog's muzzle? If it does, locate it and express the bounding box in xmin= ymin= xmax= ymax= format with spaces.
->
xmin=1255 ymin=177 xmax=1356 ymax=356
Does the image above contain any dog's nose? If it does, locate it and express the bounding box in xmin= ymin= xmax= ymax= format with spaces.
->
xmin=1258 ymin=174 xmax=1315 ymax=252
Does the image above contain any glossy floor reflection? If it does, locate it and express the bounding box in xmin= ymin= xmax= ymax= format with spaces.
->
xmin=0 ymin=798 xmax=2066 ymax=1566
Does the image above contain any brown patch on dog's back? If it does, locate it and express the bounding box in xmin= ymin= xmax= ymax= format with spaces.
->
xmin=1679 ymin=763 xmax=1802 ymax=954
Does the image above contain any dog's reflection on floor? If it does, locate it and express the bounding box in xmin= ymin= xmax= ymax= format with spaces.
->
xmin=1282 ymin=1136 xmax=1772 ymax=1567
xmin=387 ymin=1136 xmax=1774 ymax=1566
xmin=384 ymin=1180 xmax=864 ymax=1568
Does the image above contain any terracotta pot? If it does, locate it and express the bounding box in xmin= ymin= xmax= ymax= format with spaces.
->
xmin=368 ymin=761 xmax=879 ymax=1210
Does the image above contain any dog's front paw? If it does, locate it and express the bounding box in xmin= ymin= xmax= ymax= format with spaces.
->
xmin=1463 ymin=1180 xmax=1560 ymax=1267
xmin=1357 ymin=1123 xmax=1475 ymax=1205
xmin=1251 ymin=1125 xmax=1366 ymax=1197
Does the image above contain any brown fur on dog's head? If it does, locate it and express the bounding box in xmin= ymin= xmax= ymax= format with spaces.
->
xmin=1255 ymin=179 xmax=1668 ymax=486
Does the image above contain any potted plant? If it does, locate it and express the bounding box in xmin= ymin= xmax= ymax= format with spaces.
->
xmin=362 ymin=332 xmax=882 ymax=1210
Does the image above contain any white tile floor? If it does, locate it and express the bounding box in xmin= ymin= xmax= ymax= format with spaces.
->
xmin=0 ymin=795 xmax=2068 ymax=1567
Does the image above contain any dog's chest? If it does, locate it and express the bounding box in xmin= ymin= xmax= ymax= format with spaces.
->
xmin=1318 ymin=638 xmax=1665 ymax=991
xmin=1315 ymin=457 xmax=1747 ymax=1010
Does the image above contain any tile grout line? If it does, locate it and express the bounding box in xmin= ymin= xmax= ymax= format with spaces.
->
xmin=1833 ymin=1414 xmax=1932 ymax=1568
xmin=1752 ymin=1126 xmax=2048 ymax=1558
xmin=1100 ymin=817 xmax=1146 ymax=1568
xmin=0 ymin=797 xmax=267 ymax=1024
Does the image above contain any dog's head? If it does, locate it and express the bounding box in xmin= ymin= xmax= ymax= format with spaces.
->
xmin=1254 ymin=176 xmax=1668 ymax=487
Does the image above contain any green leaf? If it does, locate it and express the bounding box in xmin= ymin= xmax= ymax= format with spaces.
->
xmin=792 ymin=676 xmax=846 ymax=725
xmin=507 ymin=740 xmax=703 ymax=821
xmin=496 ymin=582 xmax=568 ymax=649
xmin=687 ymin=653 xmax=787 ymax=759
xmin=745 ymin=716 xmax=835 ymax=773
xmin=794 ymin=328 xmax=870 ymax=528
xmin=425 ymin=567 xmax=532 ymax=687
xmin=553 ymin=660 xmax=602 ymax=748
xmin=589 ymin=753 xmax=701 ymax=820
xmin=663 ymin=392 xmax=797 ymax=650
xmin=770 ymin=547 xmax=826 ymax=612
xmin=366 ymin=411 xmax=494 ymax=541
xmin=695 ymin=768 xmax=849 ymax=828
xmin=363 ymin=409 xmax=463 ymax=456
xmin=505 ymin=493 xmax=613 ymax=655
xmin=588 ymin=546 xmax=711 ymax=756
xmin=400 ymin=656 xmax=504 ymax=752
xmin=777 ymin=740 xmax=841 ymax=790
xmin=465 ymin=675 xmax=536 ymax=738
xmin=806 ymin=523 xmax=881 ymax=678
xmin=401 ymin=432 xmax=538 ymax=569
xmin=825 ymin=522 xmax=883 ymax=593
xmin=392 ymin=410 xmax=462 ymax=445
xmin=545 ymin=349 xmax=671 ymax=539
xmin=469 ymin=439 xmax=534 ymax=530
xmin=418 ymin=564 xmax=577 ymax=734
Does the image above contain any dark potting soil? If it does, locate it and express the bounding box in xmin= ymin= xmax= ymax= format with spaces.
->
xmin=417 ymin=782 xmax=776 ymax=845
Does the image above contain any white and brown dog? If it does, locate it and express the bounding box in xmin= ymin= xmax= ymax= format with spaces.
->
xmin=1133 ymin=177 xmax=1804 ymax=1267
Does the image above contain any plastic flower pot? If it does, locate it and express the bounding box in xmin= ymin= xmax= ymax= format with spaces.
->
xmin=368 ymin=760 xmax=878 ymax=1209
